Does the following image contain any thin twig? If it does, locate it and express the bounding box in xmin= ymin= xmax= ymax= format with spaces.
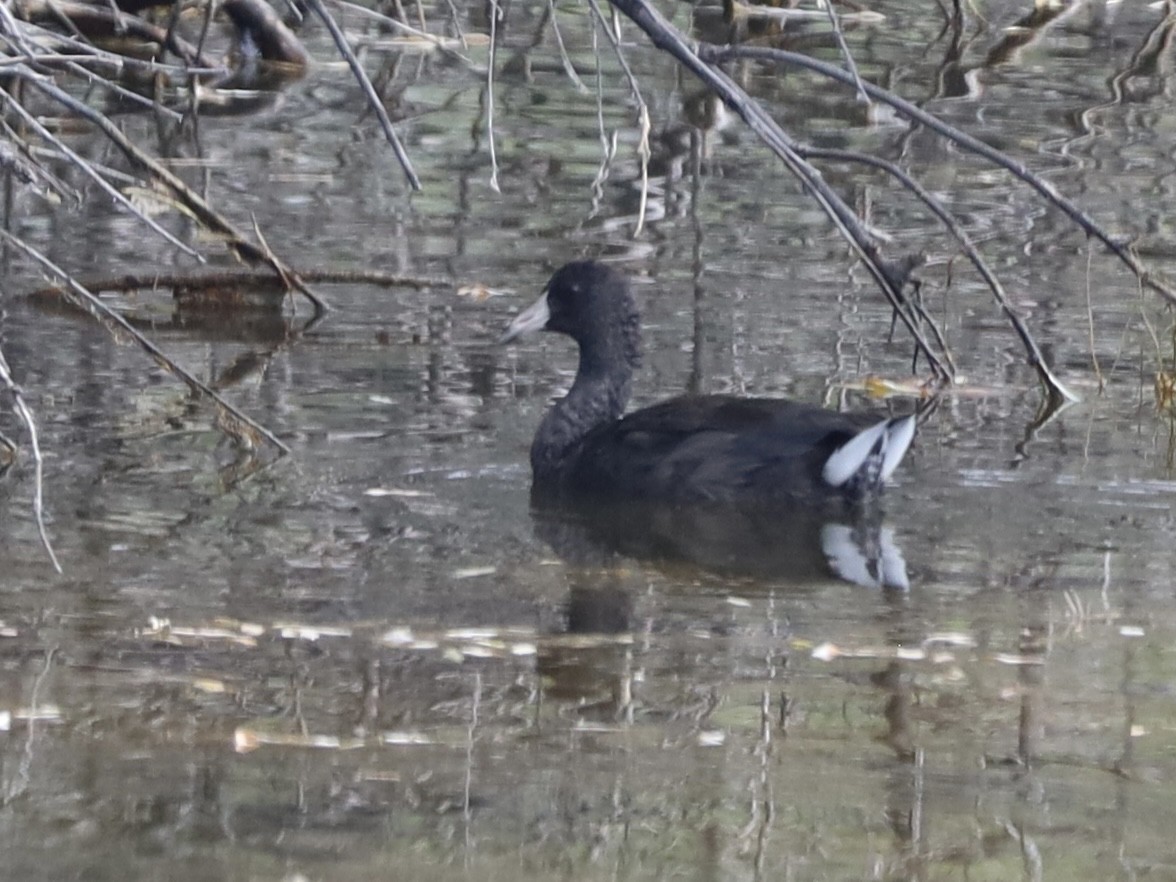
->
xmin=29 ymin=268 xmax=454 ymax=297
xmin=442 ymin=0 xmax=467 ymax=48
xmin=194 ymin=0 xmax=217 ymax=63
xmin=250 ymin=214 xmax=328 ymax=316
xmin=486 ymin=0 xmax=501 ymax=192
xmin=331 ymin=0 xmax=476 ymax=65
xmin=304 ymin=0 xmax=422 ymax=190
xmin=0 ymin=1 xmax=46 ymax=56
xmin=10 ymin=65 xmax=329 ymax=316
xmin=0 ymin=230 xmax=292 ymax=456
xmin=547 ymin=0 xmax=588 ymax=92
xmin=5 ymin=23 xmax=225 ymax=76
xmin=0 ymin=52 xmax=188 ymax=81
xmin=586 ymin=0 xmax=651 ymax=237
xmin=3 ymin=646 xmax=57 ymax=802
xmin=0 ymin=114 xmax=78 ymax=204
xmin=62 ymin=58 xmax=185 ymax=120
xmin=1085 ymin=239 xmax=1104 ymax=393
xmin=587 ymin=21 xmax=618 ymax=218
xmin=822 ymin=0 xmax=869 ymax=103
xmin=15 ymin=0 xmax=220 ymax=67
xmin=0 ymin=88 xmax=200 ymax=257
xmin=1136 ymin=272 xmax=1163 ymax=364
xmin=463 ymin=669 xmax=480 ymax=821
xmin=807 ymin=147 xmax=1075 ymax=401
xmin=0 ymin=346 xmax=62 ymax=573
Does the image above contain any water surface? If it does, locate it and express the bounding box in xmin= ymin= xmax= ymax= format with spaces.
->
xmin=2 ymin=1 xmax=1176 ymax=879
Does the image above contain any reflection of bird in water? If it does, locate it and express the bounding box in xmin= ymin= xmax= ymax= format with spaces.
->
xmin=532 ymin=498 xmax=909 ymax=591
xmin=500 ymin=261 xmax=916 ymax=510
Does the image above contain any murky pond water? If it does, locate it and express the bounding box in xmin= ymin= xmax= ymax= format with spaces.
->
xmin=3 ymin=0 xmax=1176 ymax=878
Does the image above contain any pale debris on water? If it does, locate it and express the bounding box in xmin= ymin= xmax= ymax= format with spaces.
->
xmin=363 ymin=487 xmax=434 ymax=497
xmin=234 ymin=726 xmax=367 ymax=754
xmin=140 ymin=617 xmax=258 ymax=647
xmin=452 ymin=566 xmax=497 ymax=579
xmin=811 ymin=642 xmax=841 ymax=662
xmin=923 ymin=631 xmax=978 ymax=648
xmin=2 ymin=705 xmax=63 ymax=724
xmin=812 ymin=640 xmax=962 ymax=663
xmin=382 ymin=730 xmax=435 ymax=745
xmin=412 ymin=639 xmax=442 ymax=651
xmin=459 ymin=644 xmax=500 ymax=658
xmin=383 ymin=626 xmax=416 ymax=645
xmin=379 ymin=624 xmax=557 ymax=658
xmin=698 ymin=731 xmax=726 ymax=747
xmin=992 ymin=652 xmax=1045 ymax=666
xmin=811 ymin=642 xmax=926 ymax=661
xmin=445 ymin=627 xmax=503 ymax=641
xmin=455 ymin=281 xmax=511 ymax=301
xmin=276 ymin=623 xmax=353 ymax=641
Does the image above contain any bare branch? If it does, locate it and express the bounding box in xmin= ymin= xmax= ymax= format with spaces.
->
xmin=0 ymin=346 xmax=61 ymax=573
xmin=9 ymin=65 xmax=329 ymax=316
xmin=28 ymin=268 xmax=454 ymax=298
xmin=586 ymin=0 xmax=650 ymax=236
xmin=0 ymin=87 xmax=200 ymax=257
xmin=807 ymin=147 xmax=1076 ymax=403
xmin=16 ymin=0 xmax=221 ymax=68
xmin=547 ymin=0 xmax=588 ymax=92
xmin=304 ymin=0 xmax=422 ymax=191
xmin=486 ymin=0 xmax=501 ymax=192
xmin=606 ymin=0 xmax=953 ymax=380
xmin=699 ymin=43 xmax=1176 ymax=306
xmin=823 ymin=0 xmax=869 ymax=103
xmin=1 ymin=230 xmax=292 ymax=456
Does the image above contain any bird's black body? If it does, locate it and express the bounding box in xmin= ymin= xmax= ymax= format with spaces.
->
xmin=538 ymin=394 xmax=892 ymax=505
xmin=501 ymin=261 xmax=915 ymax=509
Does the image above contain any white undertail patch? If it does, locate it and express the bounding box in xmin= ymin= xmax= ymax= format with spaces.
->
xmin=879 ymin=414 xmax=917 ymax=482
xmin=821 ymin=415 xmax=917 ymax=489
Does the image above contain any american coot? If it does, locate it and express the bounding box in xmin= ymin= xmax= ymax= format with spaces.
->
xmin=500 ymin=261 xmax=916 ymax=507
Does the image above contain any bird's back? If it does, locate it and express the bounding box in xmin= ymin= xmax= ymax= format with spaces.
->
xmin=547 ymin=394 xmax=888 ymax=504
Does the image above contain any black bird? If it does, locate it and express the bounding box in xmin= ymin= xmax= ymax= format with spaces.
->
xmin=500 ymin=261 xmax=916 ymax=509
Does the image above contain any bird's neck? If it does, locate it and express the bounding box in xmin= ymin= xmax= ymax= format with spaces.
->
xmin=530 ymin=347 xmax=633 ymax=483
